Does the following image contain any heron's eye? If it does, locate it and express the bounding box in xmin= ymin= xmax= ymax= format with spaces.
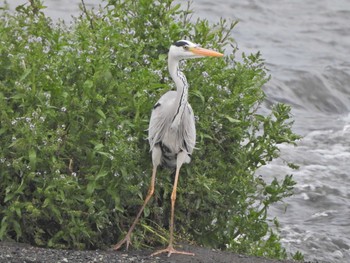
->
xmin=183 ymin=45 xmax=190 ymax=51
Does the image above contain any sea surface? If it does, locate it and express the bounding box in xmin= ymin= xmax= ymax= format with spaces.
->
xmin=6 ymin=1 xmax=350 ymax=262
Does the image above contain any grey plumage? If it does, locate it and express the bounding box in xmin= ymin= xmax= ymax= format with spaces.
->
xmin=148 ymin=90 xmax=196 ymax=168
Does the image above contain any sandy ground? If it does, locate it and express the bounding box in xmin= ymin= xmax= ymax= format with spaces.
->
xmin=0 ymin=241 xmax=302 ymax=263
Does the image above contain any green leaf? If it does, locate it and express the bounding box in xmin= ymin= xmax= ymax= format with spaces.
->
xmin=96 ymin=170 xmax=108 ymax=180
xmin=87 ymin=182 xmax=96 ymax=195
xmin=15 ymin=4 xmax=26 ymax=12
xmin=4 ymin=187 xmax=15 ymax=203
xmin=224 ymin=115 xmax=241 ymax=123
xmin=93 ymin=143 xmax=104 ymax=151
xmin=13 ymin=220 xmax=22 ymax=239
xmin=0 ymin=218 xmax=8 ymax=239
xmin=83 ymin=79 xmax=94 ymax=92
xmin=144 ymin=206 xmax=150 ymax=217
xmin=29 ymin=148 xmax=37 ymax=170
xmin=19 ymin=68 xmax=32 ymax=82
xmin=158 ymin=54 xmax=167 ymax=61
xmin=191 ymin=90 xmax=205 ymax=103
xmin=96 ymin=108 xmax=106 ymax=119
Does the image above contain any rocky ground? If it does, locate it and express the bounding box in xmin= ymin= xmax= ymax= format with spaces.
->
xmin=0 ymin=241 xmax=303 ymax=263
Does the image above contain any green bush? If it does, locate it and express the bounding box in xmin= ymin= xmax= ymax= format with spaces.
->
xmin=0 ymin=0 xmax=299 ymax=259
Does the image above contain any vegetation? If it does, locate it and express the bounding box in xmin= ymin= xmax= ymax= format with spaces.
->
xmin=0 ymin=0 xmax=300 ymax=259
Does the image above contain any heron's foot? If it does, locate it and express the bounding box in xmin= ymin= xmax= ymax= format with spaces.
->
xmin=150 ymin=245 xmax=195 ymax=257
xmin=113 ymin=234 xmax=132 ymax=251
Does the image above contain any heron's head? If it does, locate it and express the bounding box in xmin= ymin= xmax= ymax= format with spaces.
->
xmin=169 ymin=40 xmax=223 ymax=60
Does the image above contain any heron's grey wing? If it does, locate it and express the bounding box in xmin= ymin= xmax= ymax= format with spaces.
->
xmin=182 ymin=103 xmax=196 ymax=155
xmin=148 ymin=91 xmax=177 ymax=150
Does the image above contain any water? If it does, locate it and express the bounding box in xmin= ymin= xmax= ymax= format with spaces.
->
xmin=6 ymin=0 xmax=350 ymax=262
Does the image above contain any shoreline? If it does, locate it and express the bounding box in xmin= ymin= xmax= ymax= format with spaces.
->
xmin=0 ymin=241 xmax=302 ymax=263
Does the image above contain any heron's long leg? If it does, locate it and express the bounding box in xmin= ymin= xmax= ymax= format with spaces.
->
xmin=168 ymin=161 xmax=182 ymax=248
xmin=151 ymin=151 xmax=194 ymax=257
xmin=113 ymin=165 xmax=157 ymax=250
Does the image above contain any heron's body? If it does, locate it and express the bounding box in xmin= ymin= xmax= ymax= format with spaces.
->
xmin=148 ymin=90 xmax=195 ymax=168
xmin=114 ymin=40 xmax=223 ymax=257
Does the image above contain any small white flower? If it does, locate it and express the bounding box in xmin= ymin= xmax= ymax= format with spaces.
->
xmin=202 ymin=71 xmax=209 ymax=78
xmin=223 ymin=86 xmax=231 ymax=95
xmin=142 ymin=55 xmax=150 ymax=65
xmin=61 ymin=107 xmax=67 ymax=112
xmin=43 ymin=45 xmax=50 ymax=54
xmin=152 ymin=69 xmax=162 ymax=78
xmin=44 ymin=92 xmax=51 ymax=100
xmin=88 ymin=46 xmax=96 ymax=54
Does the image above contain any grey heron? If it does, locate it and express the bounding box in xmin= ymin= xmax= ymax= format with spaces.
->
xmin=114 ymin=40 xmax=223 ymax=256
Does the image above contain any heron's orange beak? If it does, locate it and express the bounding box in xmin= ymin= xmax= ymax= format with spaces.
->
xmin=190 ymin=47 xmax=224 ymax=57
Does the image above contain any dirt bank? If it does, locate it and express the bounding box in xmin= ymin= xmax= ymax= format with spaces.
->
xmin=0 ymin=241 xmax=304 ymax=263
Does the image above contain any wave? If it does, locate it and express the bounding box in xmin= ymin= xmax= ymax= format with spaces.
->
xmin=265 ymin=65 xmax=350 ymax=115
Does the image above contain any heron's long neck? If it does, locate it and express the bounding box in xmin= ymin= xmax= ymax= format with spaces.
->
xmin=168 ymin=56 xmax=188 ymax=128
